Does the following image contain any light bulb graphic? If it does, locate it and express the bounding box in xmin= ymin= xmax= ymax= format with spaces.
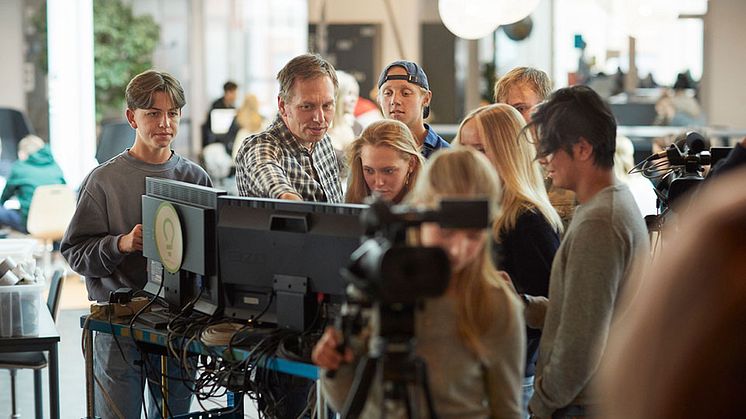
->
xmin=163 ymin=218 xmax=175 ymax=257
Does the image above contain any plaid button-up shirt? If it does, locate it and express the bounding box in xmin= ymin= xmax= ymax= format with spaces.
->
xmin=235 ymin=116 xmax=343 ymax=203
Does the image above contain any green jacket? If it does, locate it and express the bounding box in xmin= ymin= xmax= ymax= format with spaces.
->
xmin=0 ymin=145 xmax=66 ymax=224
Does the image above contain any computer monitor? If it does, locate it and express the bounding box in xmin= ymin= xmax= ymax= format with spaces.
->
xmin=217 ymin=196 xmax=367 ymax=331
xmin=209 ymin=108 xmax=236 ymax=135
xmin=142 ymin=177 xmax=226 ymax=315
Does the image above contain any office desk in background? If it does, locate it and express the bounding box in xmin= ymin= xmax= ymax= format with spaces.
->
xmin=0 ymin=309 xmax=60 ymax=419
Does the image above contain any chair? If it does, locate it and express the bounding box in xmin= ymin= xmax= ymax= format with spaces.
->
xmin=0 ymin=269 xmax=64 ymax=419
xmin=201 ymin=142 xmax=233 ymax=187
xmin=0 ymin=108 xmax=34 ymax=178
xmin=95 ymin=120 xmax=135 ymax=164
xmin=25 ymin=185 xmax=76 ymax=276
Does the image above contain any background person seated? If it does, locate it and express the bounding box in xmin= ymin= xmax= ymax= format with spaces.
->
xmin=202 ymin=80 xmax=238 ymax=148
xmin=654 ymin=72 xmax=705 ymax=127
xmin=0 ymin=135 xmax=66 ymax=233
xmin=226 ymin=93 xmax=268 ymax=161
xmin=345 ymin=119 xmax=424 ymax=204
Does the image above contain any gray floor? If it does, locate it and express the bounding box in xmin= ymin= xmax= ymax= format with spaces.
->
xmin=0 ymin=308 xmax=261 ymax=418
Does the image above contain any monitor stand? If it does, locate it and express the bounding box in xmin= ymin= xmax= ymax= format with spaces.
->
xmin=274 ymin=274 xmax=317 ymax=332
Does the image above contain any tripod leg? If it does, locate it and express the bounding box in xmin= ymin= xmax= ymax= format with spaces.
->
xmin=415 ymin=359 xmax=439 ymax=419
xmin=341 ymin=355 xmax=379 ymax=419
xmin=402 ymin=382 xmax=416 ymax=419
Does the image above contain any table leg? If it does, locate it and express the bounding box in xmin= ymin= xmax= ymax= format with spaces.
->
xmin=49 ymin=343 xmax=60 ymax=419
xmin=85 ymin=330 xmax=96 ymax=418
xmin=161 ymin=355 xmax=169 ymax=416
xmin=34 ymin=369 xmax=43 ymax=419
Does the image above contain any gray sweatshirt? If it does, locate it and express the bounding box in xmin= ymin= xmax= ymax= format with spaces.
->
xmin=61 ymin=150 xmax=211 ymax=301
xmin=529 ymin=183 xmax=649 ymax=418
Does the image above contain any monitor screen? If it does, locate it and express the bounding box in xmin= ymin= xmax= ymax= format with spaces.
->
xmin=217 ymin=196 xmax=367 ymax=330
xmin=210 ymin=108 xmax=236 ymax=134
xmin=142 ymin=177 xmax=226 ymax=315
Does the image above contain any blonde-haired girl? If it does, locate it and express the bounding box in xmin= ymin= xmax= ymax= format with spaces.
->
xmin=456 ymin=103 xmax=562 ymax=416
xmin=314 ymin=147 xmax=525 ymax=418
xmin=345 ymin=119 xmax=425 ymax=204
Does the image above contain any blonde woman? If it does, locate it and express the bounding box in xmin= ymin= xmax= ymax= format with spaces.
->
xmin=314 ymin=148 xmax=525 ymax=418
xmin=456 ymin=103 xmax=562 ymax=417
xmin=229 ymin=94 xmax=267 ymax=160
xmin=345 ymin=119 xmax=425 ymax=204
xmin=328 ymin=71 xmax=361 ymax=175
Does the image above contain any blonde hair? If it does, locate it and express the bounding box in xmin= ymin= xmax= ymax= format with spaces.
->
xmin=493 ymin=66 xmax=552 ymax=103
xmin=455 ymin=104 xmax=563 ymax=240
xmin=18 ymin=135 xmax=46 ymax=161
xmin=345 ymin=120 xmax=424 ymax=204
xmin=407 ymin=147 xmax=508 ymax=359
xmin=333 ymin=71 xmax=359 ymax=124
xmin=235 ymin=94 xmax=264 ymax=133
xmin=614 ymin=135 xmax=635 ymax=180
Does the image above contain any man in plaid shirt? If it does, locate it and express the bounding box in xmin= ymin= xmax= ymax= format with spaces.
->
xmin=235 ymin=53 xmax=343 ymax=203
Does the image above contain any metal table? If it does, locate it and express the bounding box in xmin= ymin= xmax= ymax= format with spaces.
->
xmin=0 ymin=309 xmax=60 ymax=419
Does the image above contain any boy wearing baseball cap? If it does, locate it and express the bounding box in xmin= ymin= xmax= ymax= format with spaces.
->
xmin=377 ymin=60 xmax=450 ymax=158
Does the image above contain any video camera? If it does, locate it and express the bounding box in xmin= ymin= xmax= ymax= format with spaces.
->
xmin=650 ymin=131 xmax=710 ymax=211
xmin=633 ymin=131 xmax=720 ymax=217
xmin=632 ymin=131 xmax=734 ymax=234
xmin=342 ymin=198 xmax=489 ymax=305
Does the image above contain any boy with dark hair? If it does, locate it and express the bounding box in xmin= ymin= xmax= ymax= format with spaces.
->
xmin=532 ymin=86 xmax=617 ymax=169
xmin=202 ymin=80 xmax=239 ymax=147
xmin=526 ymin=85 xmax=649 ymax=419
xmin=62 ymin=70 xmax=211 ymax=419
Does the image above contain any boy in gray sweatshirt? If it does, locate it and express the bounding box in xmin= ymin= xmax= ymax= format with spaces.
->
xmin=61 ymin=70 xmax=211 ymax=419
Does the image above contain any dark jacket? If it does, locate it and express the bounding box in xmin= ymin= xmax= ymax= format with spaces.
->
xmin=493 ymin=209 xmax=560 ymax=377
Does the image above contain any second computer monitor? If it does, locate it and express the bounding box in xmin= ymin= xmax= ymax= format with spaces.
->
xmin=217 ymin=196 xmax=366 ymax=330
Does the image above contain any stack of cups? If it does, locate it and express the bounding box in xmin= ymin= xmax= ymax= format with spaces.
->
xmin=0 ymin=257 xmax=36 ymax=285
xmin=0 ymin=258 xmax=22 ymax=286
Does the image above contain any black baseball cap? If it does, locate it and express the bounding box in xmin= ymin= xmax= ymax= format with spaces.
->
xmin=377 ymin=60 xmax=431 ymax=118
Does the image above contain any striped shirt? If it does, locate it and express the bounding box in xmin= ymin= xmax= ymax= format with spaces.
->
xmin=235 ymin=116 xmax=343 ymax=203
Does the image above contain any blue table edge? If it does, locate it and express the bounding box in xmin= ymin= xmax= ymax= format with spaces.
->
xmin=79 ymin=314 xmax=319 ymax=380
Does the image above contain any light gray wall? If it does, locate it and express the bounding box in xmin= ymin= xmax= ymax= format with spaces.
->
xmin=308 ymin=0 xmax=421 ymax=63
xmin=702 ymin=0 xmax=746 ymax=129
xmin=0 ymin=0 xmax=26 ymax=110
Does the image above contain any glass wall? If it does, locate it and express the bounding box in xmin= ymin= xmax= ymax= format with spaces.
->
xmin=552 ymin=0 xmax=706 ymax=88
xmin=204 ymin=0 xmax=307 ymax=119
